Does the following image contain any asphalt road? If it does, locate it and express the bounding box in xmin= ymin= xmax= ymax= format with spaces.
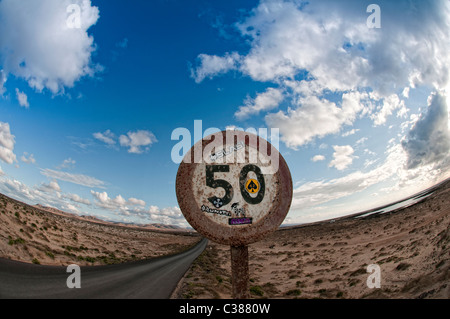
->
xmin=0 ymin=238 xmax=207 ymax=299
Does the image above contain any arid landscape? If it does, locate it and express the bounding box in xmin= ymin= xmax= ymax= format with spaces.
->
xmin=0 ymin=193 xmax=201 ymax=266
xmin=1 ymin=178 xmax=449 ymax=299
xmin=173 ymin=179 xmax=450 ymax=299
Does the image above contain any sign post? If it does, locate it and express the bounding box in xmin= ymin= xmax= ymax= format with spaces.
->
xmin=176 ymin=130 xmax=292 ymax=299
xmin=230 ymin=245 xmax=249 ymax=299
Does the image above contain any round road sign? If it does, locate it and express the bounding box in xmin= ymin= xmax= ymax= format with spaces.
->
xmin=176 ymin=130 xmax=293 ymax=246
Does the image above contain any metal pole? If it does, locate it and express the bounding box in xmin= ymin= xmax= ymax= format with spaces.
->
xmin=230 ymin=245 xmax=249 ymax=299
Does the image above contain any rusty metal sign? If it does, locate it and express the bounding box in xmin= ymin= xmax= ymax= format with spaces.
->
xmin=176 ymin=130 xmax=293 ymax=246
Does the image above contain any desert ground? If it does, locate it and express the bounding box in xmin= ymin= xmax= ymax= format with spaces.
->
xmin=173 ymin=179 xmax=450 ymax=299
xmin=0 ymin=193 xmax=201 ymax=266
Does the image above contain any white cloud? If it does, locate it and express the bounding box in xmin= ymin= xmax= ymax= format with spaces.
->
xmin=40 ymin=168 xmax=105 ymax=188
xmin=291 ymin=134 xmax=450 ymax=223
xmin=0 ymin=176 xmax=70 ymax=210
xmin=225 ymin=125 xmax=238 ymax=131
xmin=90 ymin=190 xmax=184 ymax=225
xmin=311 ymin=155 xmax=325 ymax=162
xmin=0 ymin=0 xmax=101 ymax=94
xmin=292 ymin=143 xmax=399 ymax=210
xmin=21 ymin=152 xmax=36 ymax=164
xmin=91 ymin=191 xmax=147 ymax=211
xmin=90 ymin=190 xmax=126 ymax=210
xmin=371 ymin=94 xmax=407 ymax=126
xmin=235 ymin=0 xmax=449 ymax=92
xmin=63 ymin=203 xmax=79 ymax=214
xmin=265 ymin=92 xmax=366 ymax=149
xmin=0 ymin=174 xmax=94 ymax=216
xmin=64 ymin=193 xmax=90 ymax=206
xmin=342 ymin=129 xmax=359 ymax=137
xmin=191 ymin=0 xmax=450 ymax=150
xmin=0 ymin=177 xmax=40 ymax=202
xmin=148 ymin=206 xmax=185 ymax=225
xmin=119 ymin=130 xmax=157 ymax=154
xmin=402 ymin=87 xmax=410 ymax=99
xmin=364 ymin=158 xmax=378 ymax=168
xmin=191 ymin=52 xmax=240 ymax=83
xmin=127 ymin=197 xmax=146 ymax=207
xmin=329 ymin=145 xmax=355 ymax=171
xmin=0 ymin=165 xmax=4 ymax=176
xmin=15 ymin=89 xmax=29 ymax=108
xmin=356 ymin=137 xmax=368 ymax=146
xmin=0 ymin=122 xmax=16 ymax=164
xmin=93 ymin=129 xmax=116 ymax=145
xmin=235 ymin=87 xmax=284 ymax=120
xmin=39 ymin=180 xmax=61 ymax=193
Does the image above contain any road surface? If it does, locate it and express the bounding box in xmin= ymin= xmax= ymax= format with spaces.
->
xmin=0 ymin=238 xmax=207 ymax=299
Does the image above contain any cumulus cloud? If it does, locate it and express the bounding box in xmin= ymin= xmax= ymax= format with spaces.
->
xmin=0 ymin=177 xmax=40 ymax=202
xmin=266 ymin=92 xmax=366 ymax=148
xmin=64 ymin=193 xmax=91 ymax=206
xmin=234 ymin=0 xmax=449 ymax=92
xmin=39 ymin=180 xmax=61 ymax=193
xmin=0 ymin=0 xmax=101 ymax=94
xmin=147 ymin=206 xmax=185 ymax=225
xmin=90 ymin=191 xmax=146 ymax=211
xmin=0 ymin=174 xmax=93 ymax=215
xmin=371 ymin=94 xmax=408 ymax=126
xmin=402 ymin=92 xmax=450 ymax=169
xmin=190 ymin=52 xmax=240 ymax=83
xmin=94 ymin=129 xmax=159 ymax=154
xmin=0 ymin=122 xmax=16 ymax=164
xmin=93 ymin=130 xmax=116 ymax=145
xmin=15 ymin=89 xmax=29 ymax=108
xmin=235 ymin=87 xmax=284 ymax=120
xmin=329 ymin=145 xmax=356 ymax=170
xmin=0 ymin=175 xmax=62 ymax=208
xmin=90 ymin=190 xmax=126 ymax=210
xmin=89 ymin=190 xmax=184 ymax=225
xmin=311 ymin=155 xmax=325 ymax=162
xmin=40 ymin=168 xmax=105 ymax=188
xmin=119 ymin=130 xmax=157 ymax=154
xmin=127 ymin=197 xmax=146 ymax=207
xmin=191 ymin=0 xmax=450 ymax=149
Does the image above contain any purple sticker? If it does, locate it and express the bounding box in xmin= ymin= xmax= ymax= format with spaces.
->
xmin=229 ymin=217 xmax=253 ymax=225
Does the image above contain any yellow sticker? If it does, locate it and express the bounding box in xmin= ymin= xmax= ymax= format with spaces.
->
xmin=245 ymin=179 xmax=260 ymax=194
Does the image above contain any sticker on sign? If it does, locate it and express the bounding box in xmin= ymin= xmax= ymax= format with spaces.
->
xmin=176 ymin=130 xmax=292 ymax=246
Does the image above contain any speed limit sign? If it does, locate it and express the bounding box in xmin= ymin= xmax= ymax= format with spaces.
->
xmin=176 ymin=129 xmax=292 ymax=298
xmin=176 ymin=129 xmax=293 ymax=246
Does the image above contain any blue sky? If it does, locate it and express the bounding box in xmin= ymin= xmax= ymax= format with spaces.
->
xmin=0 ymin=0 xmax=449 ymax=227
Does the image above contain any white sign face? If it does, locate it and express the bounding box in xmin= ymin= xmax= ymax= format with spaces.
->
xmin=191 ymin=140 xmax=278 ymax=228
xmin=176 ymin=130 xmax=293 ymax=246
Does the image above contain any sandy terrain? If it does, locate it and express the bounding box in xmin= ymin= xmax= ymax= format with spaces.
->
xmin=0 ymin=193 xmax=201 ymax=266
xmin=173 ymin=179 xmax=450 ymax=299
